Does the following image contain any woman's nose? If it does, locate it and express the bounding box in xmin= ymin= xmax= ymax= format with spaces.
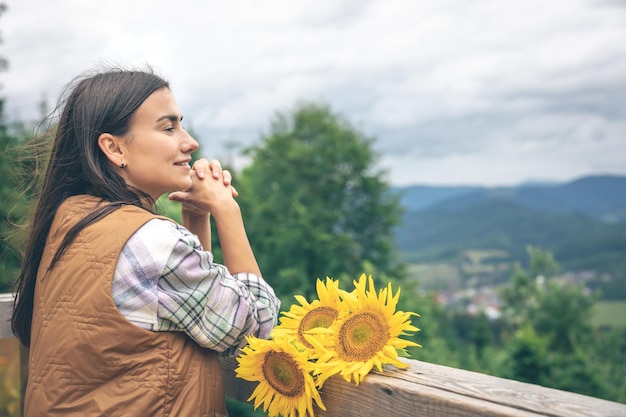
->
xmin=182 ymin=131 xmax=199 ymax=152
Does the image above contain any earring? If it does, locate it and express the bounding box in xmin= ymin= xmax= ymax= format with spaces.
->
xmin=120 ymin=162 xmax=126 ymax=169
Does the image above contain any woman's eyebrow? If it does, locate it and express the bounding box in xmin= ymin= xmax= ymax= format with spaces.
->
xmin=156 ymin=114 xmax=183 ymax=123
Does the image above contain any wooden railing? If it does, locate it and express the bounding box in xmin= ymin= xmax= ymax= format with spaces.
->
xmin=2 ymin=293 xmax=626 ymax=417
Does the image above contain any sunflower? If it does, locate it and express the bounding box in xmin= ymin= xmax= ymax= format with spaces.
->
xmin=272 ymin=277 xmax=346 ymax=349
xmin=236 ymin=335 xmax=325 ymax=417
xmin=307 ymin=273 xmax=420 ymax=386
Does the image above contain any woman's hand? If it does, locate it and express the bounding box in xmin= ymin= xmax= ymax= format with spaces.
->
xmin=170 ymin=159 xmax=260 ymax=275
xmin=168 ymin=158 xmax=238 ymax=216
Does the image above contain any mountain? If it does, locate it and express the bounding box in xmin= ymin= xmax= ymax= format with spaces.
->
xmin=393 ymin=185 xmax=481 ymax=212
xmin=398 ymin=175 xmax=626 ymax=223
xmin=397 ymin=198 xmax=626 ymax=263
xmin=393 ymin=175 xmax=626 ymax=297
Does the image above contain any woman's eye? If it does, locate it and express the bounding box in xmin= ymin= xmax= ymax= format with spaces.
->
xmin=165 ymin=126 xmax=175 ymax=132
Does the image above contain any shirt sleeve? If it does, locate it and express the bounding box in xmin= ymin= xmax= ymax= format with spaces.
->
xmin=113 ymin=218 xmax=280 ymax=357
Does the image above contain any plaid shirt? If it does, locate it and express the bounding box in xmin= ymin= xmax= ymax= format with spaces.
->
xmin=112 ymin=218 xmax=280 ymax=357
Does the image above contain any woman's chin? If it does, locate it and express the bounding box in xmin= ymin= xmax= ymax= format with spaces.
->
xmin=178 ymin=178 xmax=193 ymax=191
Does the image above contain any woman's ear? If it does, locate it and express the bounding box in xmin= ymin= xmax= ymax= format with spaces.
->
xmin=98 ymin=133 xmax=125 ymax=168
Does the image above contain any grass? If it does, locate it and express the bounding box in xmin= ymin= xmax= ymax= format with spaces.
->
xmin=408 ymin=249 xmax=512 ymax=291
xmin=592 ymin=300 xmax=626 ymax=329
xmin=407 ymin=263 xmax=461 ymax=291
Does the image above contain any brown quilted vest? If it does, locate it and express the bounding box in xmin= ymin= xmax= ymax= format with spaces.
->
xmin=26 ymin=195 xmax=227 ymax=416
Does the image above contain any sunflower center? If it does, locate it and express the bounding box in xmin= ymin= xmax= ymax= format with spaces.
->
xmin=298 ymin=306 xmax=338 ymax=348
xmin=336 ymin=311 xmax=390 ymax=361
xmin=261 ymin=351 xmax=306 ymax=398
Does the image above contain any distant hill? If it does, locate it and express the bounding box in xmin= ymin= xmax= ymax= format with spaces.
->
xmin=397 ymin=199 xmax=626 ymax=263
xmin=393 ymin=185 xmax=481 ymax=211
xmin=393 ymin=175 xmax=626 ymax=298
xmin=397 ymin=175 xmax=626 ymax=222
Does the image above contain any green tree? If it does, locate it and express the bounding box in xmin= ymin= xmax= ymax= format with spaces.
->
xmin=502 ymin=247 xmax=594 ymax=354
xmin=589 ymin=328 xmax=626 ymax=402
xmin=499 ymin=247 xmax=615 ymax=400
xmin=527 ymin=245 xmax=559 ymax=278
xmin=500 ymin=245 xmax=560 ymax=325
xmin=471 ymin=312 xmax=491 ymax=360
xmin=0 ymin=100 xmax=20 ymax=291
xmin=531 ymin=281 xmax=595 ymax=352
xmin=507 ymin=324 xmax=551 ymax=384
xmin=237 ymin=102 xmax=404 ymax=302
xmin=0 ymin=2 xmax=22 ymax=293
xmin=0 ymin=119 xmax=46 ymax=293
xmin=548 ymin=349 xmax=607 ymax=399
xmin=500 ymin=263 xmax=538 ymax=324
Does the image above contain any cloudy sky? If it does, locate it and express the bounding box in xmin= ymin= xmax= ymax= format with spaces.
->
xmin=1 ymin=0 xmax=625 ymax=186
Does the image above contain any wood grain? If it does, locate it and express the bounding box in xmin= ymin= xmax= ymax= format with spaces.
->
xmin=220 ymin=356 xmax=626 ymax=417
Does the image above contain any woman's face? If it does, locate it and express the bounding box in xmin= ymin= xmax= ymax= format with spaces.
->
xmin=118 ymin=88 xmax=199 ymax=200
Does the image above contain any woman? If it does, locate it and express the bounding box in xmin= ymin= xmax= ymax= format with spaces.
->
xmin=11 ymin=67 xmax=280 ymax=416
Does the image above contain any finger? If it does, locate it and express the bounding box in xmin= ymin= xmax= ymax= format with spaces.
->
xmin=168 ymin=191 xmax=187 ymax=203
xmin=222 ymin=169 xmax=232 ymax=186
xmin=231 ymin=185 xmax=239 ymax=198
xmin=209 ymin=159 xmax=223 ymax=179
xmin=192 ymin=159 xmax=209 ymax=179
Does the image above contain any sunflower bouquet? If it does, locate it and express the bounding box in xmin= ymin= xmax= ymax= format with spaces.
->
xmin=235 ymin=273 xmax=420 ymax=417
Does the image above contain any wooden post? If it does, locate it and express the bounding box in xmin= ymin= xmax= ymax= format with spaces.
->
xmin=0 ymin=293 xmax=25 ymax=416
xmin=19 ymin=344 xmax=28 ymax=416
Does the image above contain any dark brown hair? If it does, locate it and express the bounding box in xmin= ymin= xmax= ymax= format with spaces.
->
xmin=11 ymin=67 xmax=169 ymax=346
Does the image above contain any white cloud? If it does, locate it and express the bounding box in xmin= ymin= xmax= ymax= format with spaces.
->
xmin=2 ymin=0 xmax=625 ymax=185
